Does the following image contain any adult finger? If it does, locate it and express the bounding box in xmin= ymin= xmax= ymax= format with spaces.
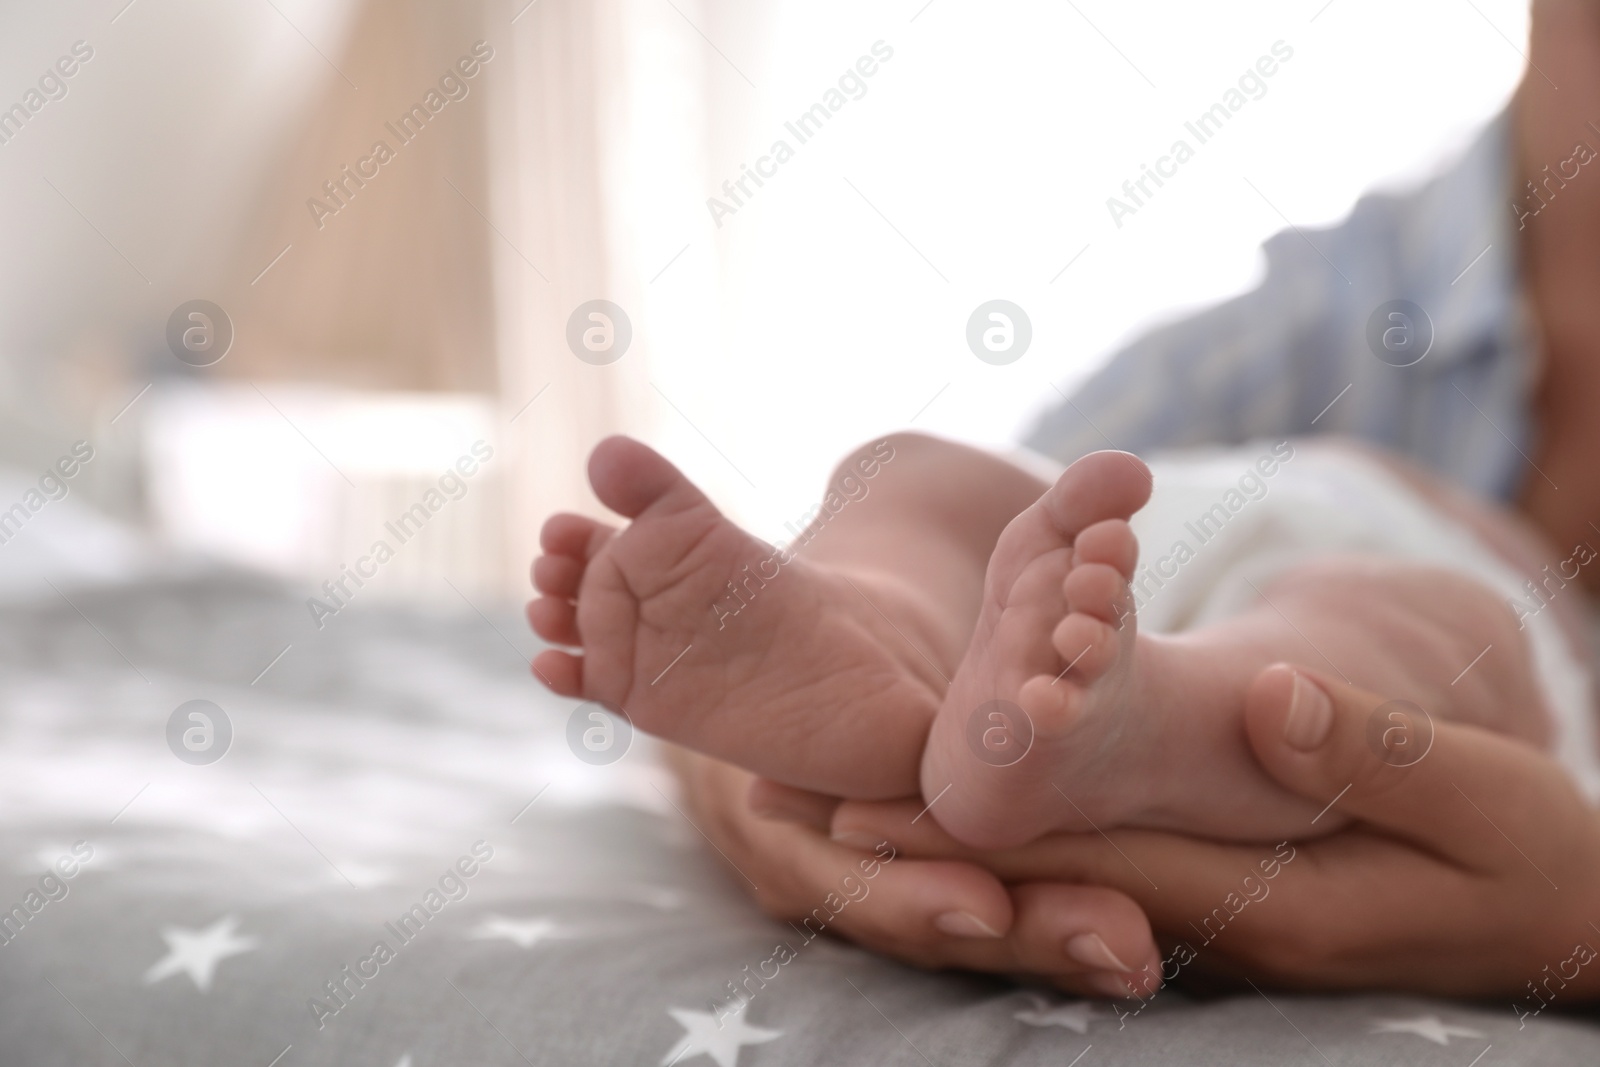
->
xmin=829 ymin=798 xmax=954 ymax=854
xmin=830 ymin=797 xmax=1256 ymax=899
xmin=1003 ymin=882 xmax=1162 ymax=996
xmin=820 ymin=821 xmax=1164 ymax=986
xmin=830 ymin=798 xmax=1266 ymax=982
xmin=745 ymin=777 xmax=842 ymax=831
xmin=822 ymin=857 xmax=1167 ymax=993
xmin=827 ymin=854 xmax=1018 ymax=949
xmin=674 ymin=751 xmax=1162 ymax=987
xmin=832 ymin=795 xmax=1334 ymax=956
xmin=830 ymin=796 xmax=1233 ymax=894
xmin=831 ymin=865 xmax=1162 ymax=992
xmin=1243 ymin=663 xmax=1584 ymax=870
xmin=671 ymin=749 xmax=1017 ymax=948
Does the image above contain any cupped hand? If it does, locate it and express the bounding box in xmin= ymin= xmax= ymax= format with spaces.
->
xmin=664 ymin=744 xmax=1162 ymax=998
xmin=831 ymin=664 xmax=1600 ymax=999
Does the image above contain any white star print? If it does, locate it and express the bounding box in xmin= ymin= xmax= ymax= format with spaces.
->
xmin=465 ymin=915 xmax=570 ymax=949
xmin=1371 ymin=1014 xmax=1486 ymax=1046
xmin=1013 ymin=994 xmax=1101 ymax=1033
xmin=142 ymin=915 xmax=259 ymax=992
xmin=660 ymin=1002 xmax=781 ymax=1067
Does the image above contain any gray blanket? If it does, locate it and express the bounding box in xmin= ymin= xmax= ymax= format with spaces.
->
xmin=2 ymin=569 xmax=1595 ymax=1065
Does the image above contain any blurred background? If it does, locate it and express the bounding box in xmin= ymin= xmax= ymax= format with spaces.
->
xmin=0 ymin=0 xmax=1529 ymax=608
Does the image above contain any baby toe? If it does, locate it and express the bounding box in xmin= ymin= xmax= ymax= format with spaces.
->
xmin=1062 ymin=562 xmax=1130 ymax=625
xmin=528 ymin=596 xmax=580 ymax=646
xmin=1019 ymin=672 xmax=1084 ymax=737
xmin=1072 ymin=519 xmax=1138 ymax=580
xmin=539 ymin=513 xmax=615 ymax=559
xmin=533 ymin=554 xmax=585 ymax=598
xmin=1050 ymin=613 xmax=1119 ymax=679
xmin=531 ymin=649 xmax=583 ymax=695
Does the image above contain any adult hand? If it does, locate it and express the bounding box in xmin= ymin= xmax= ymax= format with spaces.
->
xmin=664 ymin=744 xmax=1162 ymax=998
xmin=832 ymin=664 xmax=1600 ymax=999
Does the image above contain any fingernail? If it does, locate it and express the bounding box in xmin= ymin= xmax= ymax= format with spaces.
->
xmin=1065 ymin=932 xmax=1132 ymax=972
xmin=934 ymin=910 xmax=1002 ymax=938
xmin=829 ymin=830 xmax=884 ymax=851
xmin=1283 ymin=671 xmax=1334 ymax=751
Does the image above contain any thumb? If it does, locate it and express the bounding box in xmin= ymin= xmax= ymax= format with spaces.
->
xmin=1242 ymin=662 xmax=1576 ymax=869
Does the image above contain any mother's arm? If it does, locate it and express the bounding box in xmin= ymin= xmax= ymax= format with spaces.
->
xmin=832 ymin=664 xmax=1600 ymax=999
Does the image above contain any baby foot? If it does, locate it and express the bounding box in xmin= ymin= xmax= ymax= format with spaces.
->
xmin=921 ymin=450 xmax=1163 ymax=848
xmin=528 ymin=436 xmax=946 ymax=798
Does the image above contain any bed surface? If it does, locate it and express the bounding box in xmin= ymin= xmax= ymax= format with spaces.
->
xmin=1 ymin=507 xmax=1596 ymax=1064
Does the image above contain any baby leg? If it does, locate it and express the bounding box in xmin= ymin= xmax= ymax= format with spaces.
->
xmin=922 ymin=452 xmax=1552 ymax=847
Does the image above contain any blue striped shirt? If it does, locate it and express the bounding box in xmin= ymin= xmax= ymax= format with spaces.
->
xmin=1025 ymin=110 xmax=1538 ymax=504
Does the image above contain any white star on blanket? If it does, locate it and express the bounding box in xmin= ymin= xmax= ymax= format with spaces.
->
xmin=465 ymin=915 xmax=570 ymax=949
xmin=1013 ymin=994 xmax=1101 ymax=1033
xmin=660 ymin=1002 xmax=782 ymax=1067
xmin=142 ymin=915 xmax=259 ymax=992
xmin=1370 ymin=1014 xmax=1485 ymax=1046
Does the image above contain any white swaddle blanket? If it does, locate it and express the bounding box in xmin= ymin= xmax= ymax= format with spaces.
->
xmin=1017 ymin=439 xmax=1600 ymax=803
